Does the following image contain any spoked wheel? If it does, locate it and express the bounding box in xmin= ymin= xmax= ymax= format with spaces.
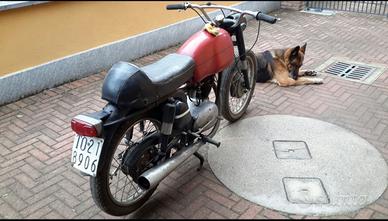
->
xmin=220 ymin=50 xmax=257 ymax=122
xmin=90 ymin=117 xmax=161 ymax=216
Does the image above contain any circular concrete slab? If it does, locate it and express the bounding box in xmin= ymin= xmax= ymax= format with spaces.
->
xmin=208 ymin=115 xmax=388 ymax=216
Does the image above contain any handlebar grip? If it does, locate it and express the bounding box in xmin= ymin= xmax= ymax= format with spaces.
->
xmin=166 ymin=4 xmax=186 ymax=10
xmin=256 ymin=12 xmax=277 ymax=24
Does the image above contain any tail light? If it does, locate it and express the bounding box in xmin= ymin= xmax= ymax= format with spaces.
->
xmin=71 ymin=115 xmax=102 ymax=137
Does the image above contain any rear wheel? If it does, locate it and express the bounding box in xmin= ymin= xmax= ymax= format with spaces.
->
xmin=90 ymin=117 xmax=161 ymax=216
xmin=219 ymin=50 xmax=257 ymax=122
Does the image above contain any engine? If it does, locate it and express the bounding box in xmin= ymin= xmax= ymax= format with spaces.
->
xmin=172 ymin=96 xmax=218 ymax=133
xmin=187 ymin=99 xmax=218 ymax=133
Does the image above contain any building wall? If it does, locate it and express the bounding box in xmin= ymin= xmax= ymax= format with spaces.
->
xmin=0 ymin=1 xmax=281 ymax=105
xmin=280 ymin=1 xmax=304 ymax=10
xmin=0 ymin=1 xmax=238 ymax=76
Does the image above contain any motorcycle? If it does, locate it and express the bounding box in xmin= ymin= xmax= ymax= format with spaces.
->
xmin=70 ymin=2 xmax=276 ymax=216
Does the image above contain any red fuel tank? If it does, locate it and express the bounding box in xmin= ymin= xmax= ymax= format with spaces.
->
xmin=177 ymin=28 xmax=234 ymax=83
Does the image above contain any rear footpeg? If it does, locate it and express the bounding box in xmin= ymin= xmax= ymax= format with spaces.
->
xmin=185 ymin=131 xmax=221 ymax=147
xmin=200 ymin=135 xmax=221 ymax=147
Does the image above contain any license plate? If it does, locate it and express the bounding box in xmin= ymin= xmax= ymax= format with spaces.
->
xmin=71 ymin=134 xmax=104 ymax=177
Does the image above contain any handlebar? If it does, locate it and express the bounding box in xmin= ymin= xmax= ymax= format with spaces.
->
xmin=256 ymin=12 xmax=277 ymax=24
xmin=166 ymin=2 xmax=277 ymax=25
xmin=166 ymin=4 xmax=186 ymax=10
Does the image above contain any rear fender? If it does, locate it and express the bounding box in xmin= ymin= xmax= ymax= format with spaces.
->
xmin=101 ymin=104 xmax=136 ymax=141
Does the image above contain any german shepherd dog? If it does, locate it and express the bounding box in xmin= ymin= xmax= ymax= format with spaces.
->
xmin=255 ymin=43 xmax=323 ymax=86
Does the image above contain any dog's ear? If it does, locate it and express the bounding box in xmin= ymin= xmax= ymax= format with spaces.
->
xmin=300 ymin=42 xmax=307 ymax=54
xmin=290 ymin=46 xmax=300 ymax=60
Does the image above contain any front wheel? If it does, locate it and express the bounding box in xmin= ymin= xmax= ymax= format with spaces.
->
xmin=219 ymin=50 xmax=257 ymax=122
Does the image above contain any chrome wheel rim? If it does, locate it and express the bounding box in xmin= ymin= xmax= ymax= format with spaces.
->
xmin=108 ymin=119 xmax=160 ymax=205
xmin=228 ymin=56 xmax=255 ymax=115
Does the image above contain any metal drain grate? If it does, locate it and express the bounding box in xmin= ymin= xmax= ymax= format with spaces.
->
xmin=325 ymin=62 xmax=376 ymax=81
xmin=316 ymin=57 xmax=386 ymax=85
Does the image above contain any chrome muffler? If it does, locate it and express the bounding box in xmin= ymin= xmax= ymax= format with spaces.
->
xmin=137 ymin=141 xmax=203 ymax=190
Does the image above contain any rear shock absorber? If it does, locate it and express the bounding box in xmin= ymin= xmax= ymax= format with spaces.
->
xmin=160 ymin=102 xmax=176 ymax=157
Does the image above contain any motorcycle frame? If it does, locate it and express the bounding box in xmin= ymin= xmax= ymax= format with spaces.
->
xmin=88 ymin=7 xmax=254 ymax=175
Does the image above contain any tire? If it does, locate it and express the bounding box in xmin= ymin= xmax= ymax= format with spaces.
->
xmin=219 ymin=50 xmax=257 ymax=122
xmin=90 ymin=116 xmax=161 ymax=216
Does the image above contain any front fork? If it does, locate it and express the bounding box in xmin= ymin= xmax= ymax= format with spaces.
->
xmin=234 ymin=25 xmax=251 ymax=90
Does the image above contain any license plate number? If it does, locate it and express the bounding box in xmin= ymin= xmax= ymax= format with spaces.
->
xmin=71 ymin=134 xmax=104 ymax=177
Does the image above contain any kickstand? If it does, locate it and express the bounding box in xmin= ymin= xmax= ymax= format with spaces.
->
xmin=194 ymin=152 xmax=204 ymax=171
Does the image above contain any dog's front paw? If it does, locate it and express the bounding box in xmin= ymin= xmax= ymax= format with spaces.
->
xmin=269 ymin=79 xmax=279 ymax=84
xmin=312 ymin=78 xmax=323 ymax=84
xmin=305 ymin=70 xmax=317 ymax=76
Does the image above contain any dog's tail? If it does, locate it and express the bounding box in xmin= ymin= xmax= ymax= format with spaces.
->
xmin=256 ymin=51 xmax=273 ymax=83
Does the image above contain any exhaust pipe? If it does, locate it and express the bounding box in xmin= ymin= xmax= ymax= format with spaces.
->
xmin=138 ymin=141 xmax=203 ymax=190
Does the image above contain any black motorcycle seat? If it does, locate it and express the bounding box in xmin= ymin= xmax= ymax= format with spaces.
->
xmin=101 ymin=53 xmax=195 ymax=108
xmin=142 ymin=53 xmax=195 ymax=86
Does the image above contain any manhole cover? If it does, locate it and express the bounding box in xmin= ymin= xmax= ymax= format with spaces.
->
xmin=315 ymin=57 xmax=386 ymax=84
xmin=283 ymin=177 xmax=329 ymax=204
xmin=273 ymin=140 xmax=311 ymax=160
xmin=208 ymin=115 xmax=388 ymax=216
